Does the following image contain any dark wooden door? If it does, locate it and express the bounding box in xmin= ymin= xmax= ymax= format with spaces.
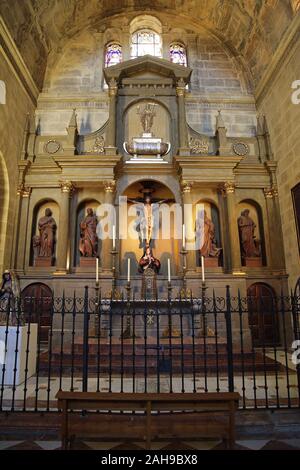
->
xmin=21 ymin=283 xmax=53 ymax=344
xmin=247 ymin=283 xmax=280 ymax=347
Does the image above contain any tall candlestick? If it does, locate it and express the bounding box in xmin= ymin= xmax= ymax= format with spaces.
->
xmin=112 ymin=224 xmax=116 ymax=250
xmin=182 ymin=223 xmax=186 ymax=249
xmin=127 ymin=258 xmax=130 ymax=282
xmin=168 ymin=258 xmax=171 ymax=282
xmin=201 ymin=255 xmax=205 ymax=282
xmin=96 ymin=257 xmax=99 ymax=283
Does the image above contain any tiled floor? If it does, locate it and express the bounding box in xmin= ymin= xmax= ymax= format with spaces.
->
xmin=1 ymin=439 xmax=300 ymax=450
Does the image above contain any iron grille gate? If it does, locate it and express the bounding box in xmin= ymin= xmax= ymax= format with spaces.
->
xmin=0 ymin=286 xmax=300 ymax=412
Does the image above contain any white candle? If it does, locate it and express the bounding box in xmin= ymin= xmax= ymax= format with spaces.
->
xmin=127 ymin=258 xmax=130 ymax=282
xmin=96 ymin=257 xmax=99 ymax=283
xmin=112 ymin=224 xmax=116 ymax=250
xmin=182 ymin=224 xmax=186 ymax=249
xmin=167 ymin=258 xmax=171 ymax=282
xmin=201 ymin=255 xmax=205 ymax=283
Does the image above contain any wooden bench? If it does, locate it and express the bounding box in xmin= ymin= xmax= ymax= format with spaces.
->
xmin=56 ymin=391 xmax=240 ymax=450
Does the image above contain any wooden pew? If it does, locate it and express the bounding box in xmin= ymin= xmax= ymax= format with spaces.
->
xmin=56 ymin=391 xmax=240 ymax=450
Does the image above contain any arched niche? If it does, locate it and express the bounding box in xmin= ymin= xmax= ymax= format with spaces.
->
xmin=0 ymin=152 xmax=9 ymax=272
xmin=194 ymin=200 xmax=222 ymax=267
xmin=247 ymin=283 xmax=279 ymax=347
xmin=237 ymin=200 xmax=266 ymax=266
xmin=129 ymin=15 xmax=162 ymax=35
xmin=30 ymin=200 xmax=59 ymax=267
xmin=74 ymin=199 xmax=100 ymax=267
xmin=123 ymin=99 xmax=171 ymax=150
xmin=120 ymin=180 xmax=180 ymax=278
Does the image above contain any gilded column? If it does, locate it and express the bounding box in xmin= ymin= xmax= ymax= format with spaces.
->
xmin=221 ymin=182 xmax=241 ymax=272
xmin=181 ymin=181 xmax=196 ymax=271
xmin=15 ymin=184 xmax=31 ymax=271
xmin=176 ymin=78 xmax=190 ymax=155
xmin=105 ymin=78 xmax=118 ymax=154
xmin=264 ymin=185 xmax=285 ymax=270
xmin=102 ymin=180 xmax=116 ymax=271
xmin=56 ymin=181 xmax=74 ymax=273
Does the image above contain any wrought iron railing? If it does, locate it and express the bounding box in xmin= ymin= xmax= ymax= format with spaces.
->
xmin=0 ymin=287 xmax=300 ymax=412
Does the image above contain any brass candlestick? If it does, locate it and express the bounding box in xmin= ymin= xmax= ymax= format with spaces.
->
xmin=180 ymin=247 xmax=189 ymax=298
xmin=121 ymin=281 xmax=133 ymax=339
xmin=111 ymin=248 xmax=121 ymax=299
xmin=94 ymin=280 xmax=100 ymax=336
xmin=201 ymin=280 xmax=207 ymax=336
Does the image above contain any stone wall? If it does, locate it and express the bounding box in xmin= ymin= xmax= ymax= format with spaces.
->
xmin=258 ymin=38 xmax=300 ymax=291
xmin=0 ymin=52 xmax=35 ymax=272
xmin=37 ymin=20 xmax=255 ymax=137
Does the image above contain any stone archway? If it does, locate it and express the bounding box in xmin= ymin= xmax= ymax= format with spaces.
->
xmin=247 ymin=283 xmax=280 ymax=347
xmin=21 ymin=283 xmax=53 ymax=344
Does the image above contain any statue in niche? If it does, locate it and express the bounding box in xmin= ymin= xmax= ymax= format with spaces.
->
xmin=79 ymin=208 xmax=98 ymax=257
xmin=0 ymin=270 xmax=23 ymax=325
xmin=36 ymin=208 xmax=56 ymax=258
xmin=128 ymin=188 xmax=174 ymax=247
xmin=138 ymin=245 xmax=161 ymax=274
xmin=238 ymin=209 xmax=261 ymax=258
xmin=196 ymin=209 xmax=222 ymax=258
xmin=137 ymin=103 xmax=157 ymax=134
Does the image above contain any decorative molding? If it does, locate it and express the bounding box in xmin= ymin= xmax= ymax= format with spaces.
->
xmin=264 ymin=185 xmax=279 ymax=199
xmin=255 ymin=12 xmax=300 ymax=105
xmin=93 ymin=135 xmax=105 ymax=154
xmin=219 ymin=181 xmax=235 ymax=196
xmin=60 ymin=180 xmax=75 ymax=194
xmin=181 ymin=180 xmax=193 ymax=194
xmin=103 ymin=180 xmax=116 ymax=193
xmin=0 ymin=16 xmax=39 ymax=104
xmin=17 ymin=183 xmax=31 ymax=198
xmin=189 ymin=137 xmax=209 ymax=154
xmin=232 ymin=141 xmax=250 ymax=157
xmin=44 ymin=140 xmax=61 ymax=155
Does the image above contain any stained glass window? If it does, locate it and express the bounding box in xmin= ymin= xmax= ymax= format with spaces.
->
xmin=131 ymin=30 xmax=162 ymax=59
xmin=169 ymin=43 xmax=187 ymax=66
xmin=105 ymin=43 xmax=122 ymax=67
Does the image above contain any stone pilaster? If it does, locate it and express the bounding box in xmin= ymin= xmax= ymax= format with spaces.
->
xmin=181 ymin=181 xmax=196 ymax=271
xmin=15 ymin=184 xmax=32 ymax=271
xmin=176 ymin=78 xmax=190 ymax=155
xmin=220 ymin=182 xmax=241 ymax=272
xmin=105 ymin=78 xmax=118 ymax=155
xmin=264 ymin=185 xmax=285 ymax=270
xmin=56 ymin=181 xmax=74 ymax=273
xmin=102 ymin=180 xmax=116 ymax=270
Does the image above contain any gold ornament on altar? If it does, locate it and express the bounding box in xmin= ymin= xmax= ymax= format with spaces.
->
xmin=189 ymin=137 xmax=209 ymax=154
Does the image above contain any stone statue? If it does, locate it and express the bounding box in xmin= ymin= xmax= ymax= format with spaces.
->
xmin=0 ymin=270 xmax=22 ymax=325
xmin=196 ymin=210 xmax=222 ymax=258
xmin=32 ymin=235 xmax=40 ymax=259
xmin=37 ymin=208 xmax=56 ymax=258
xmin=79 ymin=208 xmax=98 ymax=257
xmin=138 ymin=245 xmax=161 ymax=274
xmin=137 ymin=103 xmax=157 ymax=134
xmin=238 ymin=209 xmax=261 ymax=258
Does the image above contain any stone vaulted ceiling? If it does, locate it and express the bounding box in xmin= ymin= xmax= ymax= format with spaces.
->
xmin=0 ymin=0 xmax=296 ymax=89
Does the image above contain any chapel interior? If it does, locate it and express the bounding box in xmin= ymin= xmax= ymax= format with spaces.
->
xmin=0 ymin=0 xmax=300 ymax=451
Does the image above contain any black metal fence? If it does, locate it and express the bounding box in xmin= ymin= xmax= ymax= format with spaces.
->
xmin=0 ymin=286 xmax=300 ymax=412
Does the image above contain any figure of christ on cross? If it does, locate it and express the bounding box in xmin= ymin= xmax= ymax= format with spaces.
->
xmin=127 ymin=192 xmax=174 ymax=247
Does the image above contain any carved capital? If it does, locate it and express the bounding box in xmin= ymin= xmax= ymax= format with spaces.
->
xmin=264 ymin=184 xmax=278 ymax=199
xmin=181 ymin=181 xmax=193 ymax=194
xmin=104 ymin=180 xmax=116 ymax=193
xmin=176 ymin=78 xmax=186 ymax=97
xmin=60 ymin=181 xmax=75 ymax=195
xmin=108 ymin=78 xmax=118 ymax=97
xmin=219 ymin=181 xmax=235 ymax=196
xmin=17 ymin=183 xmax=31 ymax=198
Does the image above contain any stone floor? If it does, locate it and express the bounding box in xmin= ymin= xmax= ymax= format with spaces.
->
xmin=1 ymin=438 xmax=300 ymax=450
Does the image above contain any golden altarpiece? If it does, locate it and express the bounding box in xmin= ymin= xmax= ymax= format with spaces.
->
xmin=12 ymin=55 xmax=286 ymax=305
